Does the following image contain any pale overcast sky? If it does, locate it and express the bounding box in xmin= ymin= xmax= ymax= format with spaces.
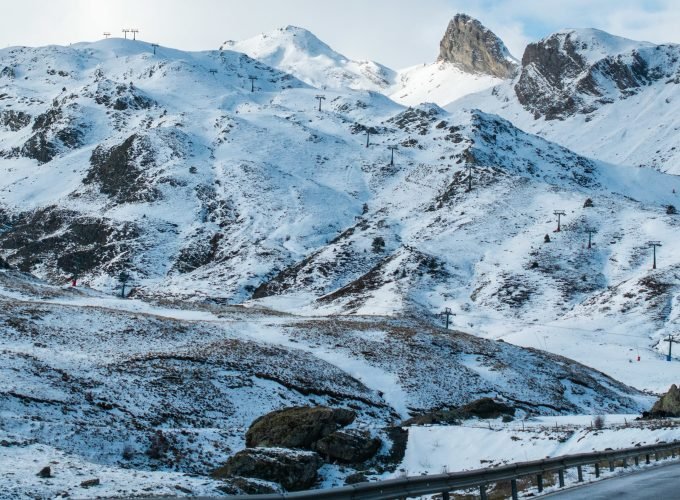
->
xmin=2 ymin=0 xmax=679 ymax=68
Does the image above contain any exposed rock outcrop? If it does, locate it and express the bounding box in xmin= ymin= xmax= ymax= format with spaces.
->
xmin=212 ymin=447 xmax=322 ymax=491
xmin=0 ymin=110 xmax=31 ymax=131
xmin=313 ymin=429 xmax=381 ymax=463
xmin=514 ymin=29 xmax=680 ymax=120
xmin=84 ymin=134 xmax=161 ymax=203
xmin=438 ymin=14 xmax=517 ymax=79
xmin=245 ymin=406 xmax=356 ymax=449
xmin=644 ymin=384 xmax=680 ymax=418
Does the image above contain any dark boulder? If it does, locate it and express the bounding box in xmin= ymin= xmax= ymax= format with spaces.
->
xmin=37 ymin=466 xmax=51 ymax=478
xmin=217 ymin=476 xmax=283 ymax=495
xmin=212 ymin=447 xmax=322 ymax=491
xmin=245 ymin=406 xmax=355 ymax=449
xmin=313 ymin=429 xmax=381 ymax=463
xmin=460 ymin=397 xmax=515 ymax=418
xmin=644 ymin=384 xmax=680 ymax=418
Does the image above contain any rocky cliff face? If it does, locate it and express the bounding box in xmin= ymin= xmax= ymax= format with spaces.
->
xmin=647 ymin=384 xmax=680 ymax=417
xmin=438 ymin=14 xmax=517 ymax=79
xmin=514 ymin=29 xmax=680 ymax=119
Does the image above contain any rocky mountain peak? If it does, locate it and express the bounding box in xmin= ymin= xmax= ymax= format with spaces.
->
xmin=438 ymin=14 xmax=518 ymax=79
xmin=514 ymin=28 xmax=679 ymax=120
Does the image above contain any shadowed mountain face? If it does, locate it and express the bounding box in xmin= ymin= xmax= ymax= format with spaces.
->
xmin=438 ymin=13 xmax=518 ymax=79
xmin=514 ymin=29 xmax=680 ymax=120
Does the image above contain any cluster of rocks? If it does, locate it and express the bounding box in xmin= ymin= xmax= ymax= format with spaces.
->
xmin=213 ymin=406 xmax=382 ymax=492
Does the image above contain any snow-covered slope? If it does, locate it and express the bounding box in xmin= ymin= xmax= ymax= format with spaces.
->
xmin=451 ymin=28 xmax=680 ymax=172
xmin=221 ymin=26 xmax=394 ymax=91
xmin=2 ymin=37 xmax=680 ymax=396
xmin=388 ymin=61 xmax=503 ymax=106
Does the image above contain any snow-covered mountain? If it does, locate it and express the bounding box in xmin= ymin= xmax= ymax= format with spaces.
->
xmin=3 ymin=16 xmax=680 ymax=498
xmin=388 ymin=14 xmax=518 ymax=106
xmin=221 ymin=25 xmax=395 ymax=91
xmin=223 ymin=15 xmax=517 ymax=107
xmin=1 ymin=35 xmax=680 ymax=395
xmin=453 ymin=28 xmax=680 ymax=172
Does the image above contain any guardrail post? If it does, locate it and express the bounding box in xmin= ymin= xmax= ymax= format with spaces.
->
xmin=577 ymin=465 xmax=583 ymax=482
xmin=634 ymin=455 xmax=639 ymax=466
xmin=511 ymin=479 xmax=518 ymax=500
xmin=558 ymin=469 xmax=565 ymax=488
xmin=479 ymin=484 xmax=488 ymax=500
xmin=595 ymin=463 xmax=600 ymax=478
xmin=646 ymin=453 xmax=651 ymax=464
xmin=537 ymin=474 xmax=543 ymax=493
xmin=609 ymin=459 xmax=615 ymax=472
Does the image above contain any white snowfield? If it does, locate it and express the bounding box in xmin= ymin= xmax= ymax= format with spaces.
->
xmin=387 ymin=61 xmax=503 ymax=107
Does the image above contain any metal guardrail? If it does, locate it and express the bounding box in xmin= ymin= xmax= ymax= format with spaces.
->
xmin=216 ymin=440 xmax=680 ymax=500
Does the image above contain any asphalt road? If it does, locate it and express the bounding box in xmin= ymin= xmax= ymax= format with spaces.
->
xmin=542 ymin=462 xmax=680 ymax=499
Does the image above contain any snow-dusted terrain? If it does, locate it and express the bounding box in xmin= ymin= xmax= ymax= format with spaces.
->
xmin=387 ymin=61 xmax=503 ymax=106
xmin=0 ymin=270 xmax=653 ymax=496
xmin=2 ymin=12 xmax=680 ymax=497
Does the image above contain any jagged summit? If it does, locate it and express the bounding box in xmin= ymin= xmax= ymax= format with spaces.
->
xmin=515 ymin=27 xmax=679 ymax=120
xmin=452 ymin=25 xmax=680 ymax=172
xmin=438 ymin=13 xmax=518 ymax=79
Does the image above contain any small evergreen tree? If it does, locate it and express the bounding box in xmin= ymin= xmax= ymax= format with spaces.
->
xmin=371 ymin=236 xmax=385 ymax=253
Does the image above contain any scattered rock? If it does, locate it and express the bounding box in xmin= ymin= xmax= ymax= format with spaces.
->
xmin=37 ymin=466 xmax=51 ymax=478
xmin=227 ymin=476 xmax=283 ymax=495
xmin=212 ymin=447 xmax=322 ymax=491
xmin=245 ymin=406 xmax=355 ymax=449
xmin=344 ymin=472 xmax=369 ymax=485
xmin=80 ymin=478 xmax=100 ymax=488
xmin=313 ymin=429 xmax=381 ymax=463
xmin=0 ymin=110 xmax=31 ymax=131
